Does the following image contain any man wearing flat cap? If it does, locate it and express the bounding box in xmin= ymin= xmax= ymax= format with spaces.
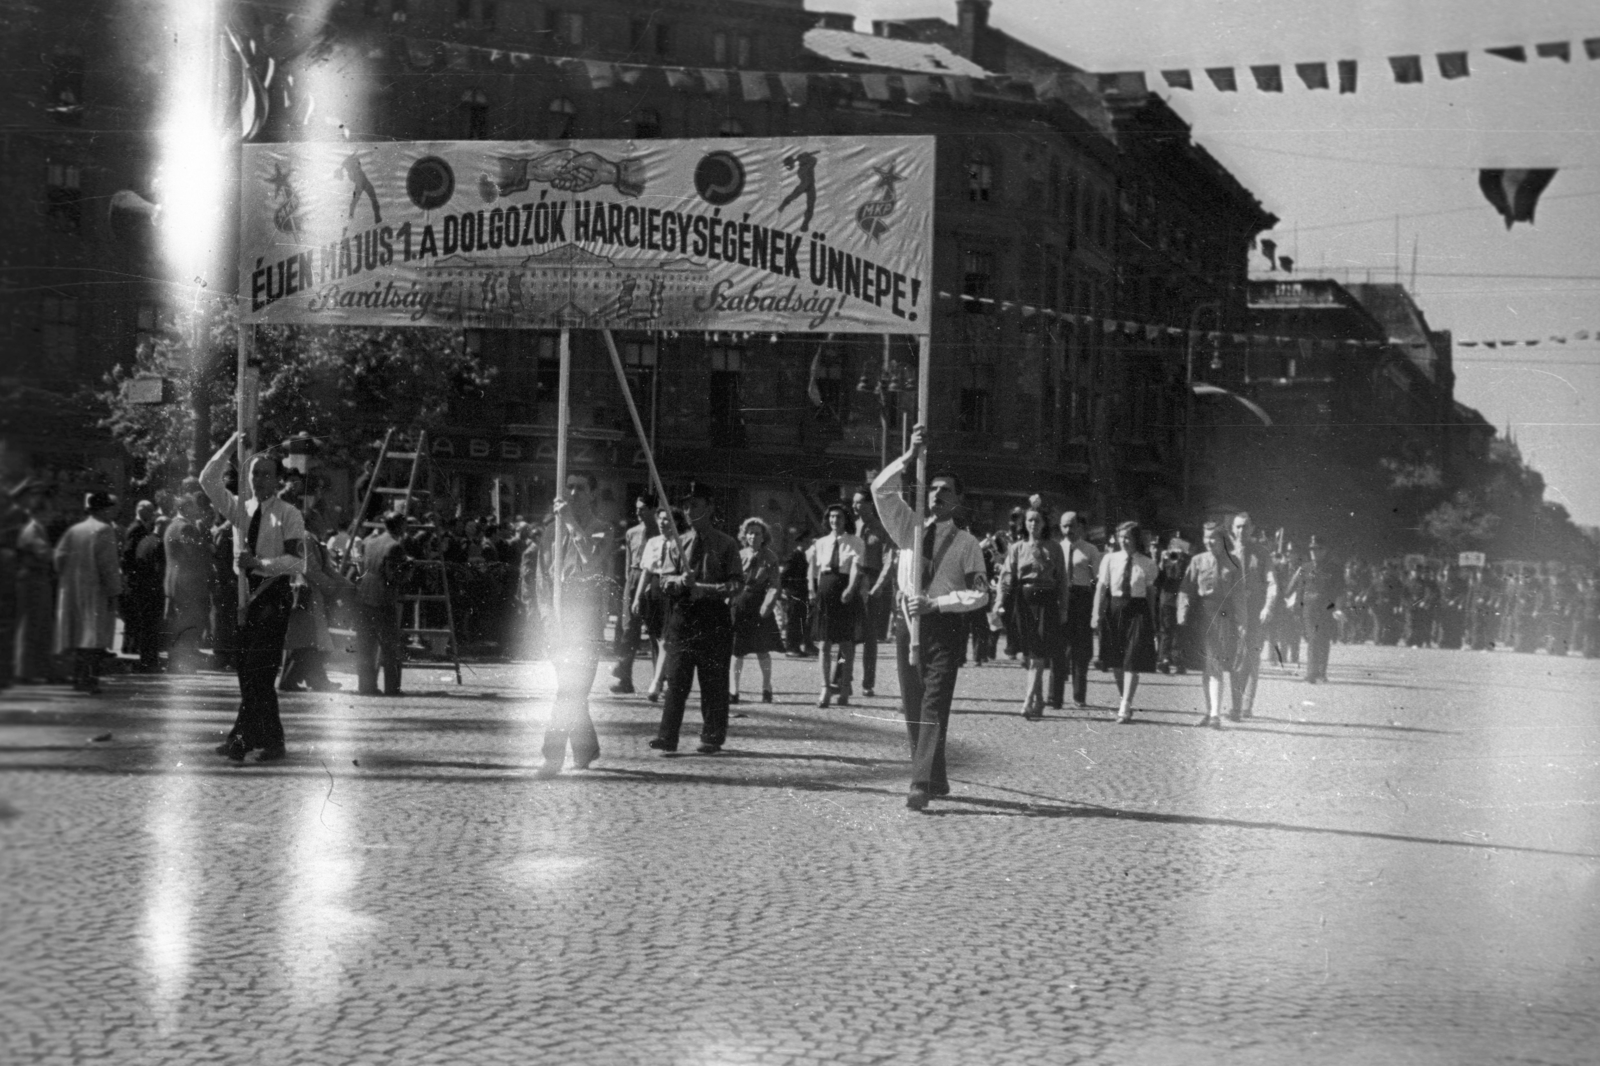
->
xmin=650 ymin=482 xmax=741 ymax=755
xmin=53 ymin=491 xmax=122 ymax=694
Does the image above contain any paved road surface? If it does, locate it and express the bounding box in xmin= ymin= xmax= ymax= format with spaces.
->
xmin=2 ymin=643 xmax=1597 ymax=1065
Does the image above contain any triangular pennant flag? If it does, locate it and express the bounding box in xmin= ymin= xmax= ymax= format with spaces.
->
xmin=902 ymin=74 xmax=931 ymax=104
xmin=1486 ymin=46 xmax=1527 ymax=62
xmin=1338 ymin=59 xmax=1358 ymax=93
xmin=1576 ymin=330 xmax=1591 ymax=339
xmin=739 ymin=71 xmax=771 ymax=101
xmin=1144 ymin=323 xmax=1161 ymax=340
xmin=1296 ymin=62 xmax=1329 ymax=90
xmin=665 ymin=68 xmax=694 ymax=90
xmin=1552 ymin=335 xmax=1567 ymax=343
xmin=617 ymin=65 xmax=643 ymax=86
xmin=1122 ymin=320 xmax=1141 ymax=335
xmin=1479 ymin=169 xmax=1558 ymax=228
xmin=1102 ymin=318 xmax=1118 ymax=335
xmin=860 ymin=73 xmax=892 ymax=101
xmin=582 ymin=60 xmax=615 ymax=89
xmin=1483 ymin=341 xmax=1498 ymax=349
xmin=1586 ymin=39 xmax=1600 ymax=60
xmin=700 ymin=69 xmax=728 ymax=93
xmin=1251 ymin=65 xmax=1283 ymax=92
xmin=1021 ymin=305 xmax=1037 ymax=318
xmin=1535 ymin=41 xmax=1571 ymax=62
xmin=1162 ymin=69 xmax=1193 ymax=90
xmin=1389 ymin=55 xmax=1423 ymax=83
xmin=1459 ymin=340 xmax=1479 ymax=347
xmin=1437 ymin=52 xmax=1470 ymax=79
xmin=1205 ymin=67 xmax=1238 ymax=91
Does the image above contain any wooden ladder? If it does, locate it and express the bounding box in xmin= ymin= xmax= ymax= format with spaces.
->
xmin=343 ymin=429 xmax=463 ymax=685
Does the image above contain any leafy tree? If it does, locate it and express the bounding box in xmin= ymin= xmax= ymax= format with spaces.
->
xmin=100 ymin=303 xmax=490 ymax=495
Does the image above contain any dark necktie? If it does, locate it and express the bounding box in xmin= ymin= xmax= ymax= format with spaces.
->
xmin=828 ymin=536 xmax=840 ymax=573
xmin=921 ymin=524 xmax=937 ymax=591
xmin=1121 ymin=551 xmax=1133 ymax=599
xmin=247 ymin=502 xmax=263 ymax=554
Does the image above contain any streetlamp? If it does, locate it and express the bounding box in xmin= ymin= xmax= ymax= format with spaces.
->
xmin=1182 ymin=301 xmax=1223 ymax=511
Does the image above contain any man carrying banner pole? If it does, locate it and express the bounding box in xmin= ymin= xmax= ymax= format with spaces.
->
xmin=871 ymin=340 xmax=990 ymax=811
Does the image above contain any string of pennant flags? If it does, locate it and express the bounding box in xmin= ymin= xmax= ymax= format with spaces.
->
xmin=930 ymin=291 xmax=1598 ymax=353
xmin=1110 ymin=36 xmax=1600 ymax=95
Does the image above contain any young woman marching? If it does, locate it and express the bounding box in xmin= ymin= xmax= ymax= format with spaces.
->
xmin=1091 ymin=520 xmax=1159 ymax=723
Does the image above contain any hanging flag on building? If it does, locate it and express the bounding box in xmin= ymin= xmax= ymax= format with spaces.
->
xmin=1437 ymin=52 xmax=1470 ymax=79
xmin=1251 ymin=65 xmax=1283 ymax=92
xmin=1296 ymin=62 xmax=1329 ymax=90
xmin=1338 ymin=59 xmax=1359 ymax=93
xmin=1390 ymin=55 xmax=1424 ymax=83
xmin=1479 ymin=168 xmax=1558 ymax=227
xmin=1205 ymin=67 xmax=1238 ymax=92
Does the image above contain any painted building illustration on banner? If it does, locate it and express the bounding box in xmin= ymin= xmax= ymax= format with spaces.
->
xmin=241 ymin=137 xmax=933 ymax=334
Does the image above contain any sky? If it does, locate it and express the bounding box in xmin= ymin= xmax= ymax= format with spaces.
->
xmin=809 ymin=0 xmax=1600 ymax=526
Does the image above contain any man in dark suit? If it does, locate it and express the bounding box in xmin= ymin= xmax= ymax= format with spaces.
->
xmin=355 ymin=511 xmax=408 ymax=696
xmin=650 ymin=484 xmax=741 ymax=755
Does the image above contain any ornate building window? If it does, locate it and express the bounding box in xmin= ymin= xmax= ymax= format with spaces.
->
xmin=966 ymin=146 xmax=994 ymax=202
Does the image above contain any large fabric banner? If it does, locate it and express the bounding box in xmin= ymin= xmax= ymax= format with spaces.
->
xmin=240 ymin=136 xmax=932 ymax=334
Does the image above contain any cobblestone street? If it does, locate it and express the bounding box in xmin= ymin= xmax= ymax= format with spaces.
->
xmin=2 ymin=642 xmax=1597 ymax=1065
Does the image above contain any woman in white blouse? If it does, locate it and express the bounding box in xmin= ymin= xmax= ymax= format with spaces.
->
xmin=808 ymin=503 xmax=863 ymax=707
xmin=1092 ymin=520 xmax=1159 ymax=723
xmin=631 ymin=506 xmax=686 ymax=702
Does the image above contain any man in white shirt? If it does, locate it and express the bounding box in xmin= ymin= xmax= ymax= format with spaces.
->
xmin=1049 ymin=511 xmax=1102 ymax=710
xmin=870 ymin=425 xmax=989 ymax=811
xmin=200 ymin=432 xmax=305 ymax=763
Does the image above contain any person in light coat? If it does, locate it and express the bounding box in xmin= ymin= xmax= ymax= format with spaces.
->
xmin=54 ymin=491 xmax=123 ymax=694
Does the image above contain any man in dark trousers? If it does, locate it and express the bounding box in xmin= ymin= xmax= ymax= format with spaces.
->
xmin=850 ymin=485 xmax=891 ymax=698
xmin=1289 ymin=536 xmax=1345 ymax=683
xmin=650 ymin=484 xmax=741 ymax=755
xmin=200 ymin=432 xmax=304 ymax=763
xmin=120 ymin=499 xmax=164 ymax=671
xmin=871 ymin=425 xmax=990 ymax=811
xmin=1049 ymin=511 xmax=1101 ymax=710
xmin=356 ymin=511 xmax=409 ymax=696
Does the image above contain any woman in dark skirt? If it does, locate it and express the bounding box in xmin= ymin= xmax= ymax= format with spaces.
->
xmin=998 ymin=506 xmax=1068 ymax=719
xmin=808 ymin=503 xmax=863 ymax=706
xmin=1092 ymin=520 xmax=1159 ymax=723
xmin=730 ymin=517 xmax=782 ymax=703
xmin=1177 ymin=520 xmax=1247 ymax=728
xmin=631 ymin=506 xmax=685 ymax=702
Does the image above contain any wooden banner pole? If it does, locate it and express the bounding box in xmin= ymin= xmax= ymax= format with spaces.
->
xmin=910 ymin=332 xmax=930 ymax=666
xmin=601 ymin=329 xmax=680 ymax=558
xmin=552 ymin=327 xmax=571 ymax=629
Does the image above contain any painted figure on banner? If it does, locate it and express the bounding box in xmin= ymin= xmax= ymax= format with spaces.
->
xmin=780 ymin=150 xmax=819 ymax=231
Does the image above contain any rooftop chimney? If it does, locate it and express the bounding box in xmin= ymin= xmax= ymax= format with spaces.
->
xmin=957 ymin=0 xmax=991 ymax=61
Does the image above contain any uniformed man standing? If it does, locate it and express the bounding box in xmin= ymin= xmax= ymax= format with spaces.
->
xmin=1287 ymin=537 xmax=1345 ymax=683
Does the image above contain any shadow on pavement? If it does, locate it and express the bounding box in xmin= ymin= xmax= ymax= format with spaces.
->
xmin=917 ymin=791 xmax=1599 ymax=859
